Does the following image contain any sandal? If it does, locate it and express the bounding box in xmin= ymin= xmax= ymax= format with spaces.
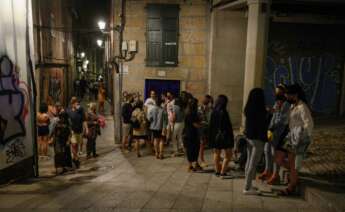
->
xmin=188 ymin=166 xmax=196 ymax=172
xmin=278 ymin=188 xmax=294 ymax=196
xmin=257 ymin=171 xmax=271 ymax=181
xmin=267 ymin=174 xmax=280 ymax=185
xmin=194 ymin=164 xmax=203 ymax=171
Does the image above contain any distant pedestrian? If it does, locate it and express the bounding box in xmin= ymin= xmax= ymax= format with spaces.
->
xmin=147 ymin=98 xmax=165 ymax=159
xmin=131 ymin=101 xmax=148 ymax=157
xmin=67 ymin=97 xmax=88 ymax=168
xmin=275 ymin=84 xmax=313 ymax=196
xmin=51 ymin=103 xmax=72 ymax=174
xmin=209 ymin=95 xmax=234 ymax=178
xmin=98 ymin=82 xmax=106 ymax=114
xmin=79 ymin=76 xmax=87 ymax=100
xmin=37 ymin=103 xmax=50 ymax=159
xmin=86 ymin=103 xmax=100 ymax=159
xmin=183 ymin=98 xmax=203 ymax=172
xmin=121 ymin=94 xmax=134 ymax=152
xmin=198 ymin=95 xmax=213 ymax=167
xmin=243 ymin=88 xmax=269 ymax=195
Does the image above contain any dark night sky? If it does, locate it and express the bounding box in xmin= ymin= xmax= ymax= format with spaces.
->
xmin=73 ymin=0 xmax=111 ymax=51
xmin=74 ymin=0 xmax=111 ymax=29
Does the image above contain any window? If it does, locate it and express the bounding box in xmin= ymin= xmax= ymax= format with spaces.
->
xmin=146 ymin=4 xmax=179 ymax=67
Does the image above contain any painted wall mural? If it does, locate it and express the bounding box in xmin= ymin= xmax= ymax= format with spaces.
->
xmin=0 ymin=0 xmax=35 ymax=174
xmin=264 ymin=23 xmax=345 ymax=116
xmin=0 ymin=56 xmax=29 ymax=164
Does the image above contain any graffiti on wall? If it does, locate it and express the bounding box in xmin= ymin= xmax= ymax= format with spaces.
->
xmin=49 ymin=76 xmax=62 ymax=103
xmin=264 ymin=42 xmax=343 ymax=115
xmin=0 ymin=56 xmax=28 ymax=163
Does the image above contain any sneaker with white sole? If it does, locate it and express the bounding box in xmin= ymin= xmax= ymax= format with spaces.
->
xmin=243 ymin=188 xmax=261 ymax=195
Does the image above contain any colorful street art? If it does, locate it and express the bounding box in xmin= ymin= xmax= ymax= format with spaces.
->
xmin=264 ymin=53 xmax=342 ymax=115
xmin=0 ymin=0 xmax=35 ymax=183
xmin=0 ymin=56 xmax=26 ymax=149
xmin=264 ymin=23 xmax=344 ymax=116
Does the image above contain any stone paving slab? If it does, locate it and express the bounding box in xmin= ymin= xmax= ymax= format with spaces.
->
xmin=0 ymin=148 xmax=317 ymax=211
xmin=0 ymin=117 xmax=320 ymax=211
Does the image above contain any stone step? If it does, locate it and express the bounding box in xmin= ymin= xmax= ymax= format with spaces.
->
xmin=301 ymin=180 xmax=345 ymax=212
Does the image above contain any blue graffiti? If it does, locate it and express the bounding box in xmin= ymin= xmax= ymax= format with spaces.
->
xmin=264 ymin=54 xmax=341 ymax=115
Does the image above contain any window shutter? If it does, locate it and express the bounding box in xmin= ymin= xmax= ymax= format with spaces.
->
xmin=147 ymin=5 xmax=162 ymax=66
xmin=162 ymin=5 xmax=179 ymax=67
xmin=146 ymin=4 xmax=179 ymax=67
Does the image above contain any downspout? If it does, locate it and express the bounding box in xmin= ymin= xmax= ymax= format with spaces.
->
xmin=118 ymin=0 xmax=126 ymax=144
xmin=37 ymin=0 xmax=44 ymax=65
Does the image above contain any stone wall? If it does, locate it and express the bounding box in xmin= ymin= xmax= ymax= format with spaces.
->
xmin=208 ymin=10 xmax=247 ymax=126
xmin=116 ymin=0 xmax=210 ymax=100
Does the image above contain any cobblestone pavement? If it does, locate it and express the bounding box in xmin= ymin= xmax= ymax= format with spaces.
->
xmin=0 ymin=118 xmax=319 ymax=211
xmin=301 ymin=120 xmax=345 ymax=182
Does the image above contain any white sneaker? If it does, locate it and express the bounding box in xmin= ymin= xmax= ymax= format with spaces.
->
xmin=243 ymin=188 xmax=261 ymax=195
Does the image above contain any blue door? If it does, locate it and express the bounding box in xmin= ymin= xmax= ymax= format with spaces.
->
xmin=144 ymin=79 xmax=180 ymax=100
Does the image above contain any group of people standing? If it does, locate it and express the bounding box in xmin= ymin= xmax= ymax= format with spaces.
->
xmin=121 ymin=83 xmax=313 ymax=196
xmin=36 ymin=97 xmax=103 ymax=174
xmin=243 ymin=84 xmax=313 ymax=195
xmin=120 ymin=90 xmax=235 ymax=175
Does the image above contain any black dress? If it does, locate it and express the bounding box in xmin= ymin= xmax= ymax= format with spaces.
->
xmin=209 ymin=109 xmax=234 ymax=149
xmin=183 ymin=113 xmax=200 ymax=162
xmin=52 ymin=112 xmax=72 ymax=169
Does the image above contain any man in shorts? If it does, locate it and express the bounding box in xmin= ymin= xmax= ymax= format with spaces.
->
xmin=67 ymin=97 xmax=88 ymax=168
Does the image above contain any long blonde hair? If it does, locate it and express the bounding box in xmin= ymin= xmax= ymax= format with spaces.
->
xmin=88 ymin=102 xmax=97 ymax=113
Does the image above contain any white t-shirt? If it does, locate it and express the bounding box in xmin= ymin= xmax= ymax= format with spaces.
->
xmin=144 ymin=98 xmax=156 ymax=119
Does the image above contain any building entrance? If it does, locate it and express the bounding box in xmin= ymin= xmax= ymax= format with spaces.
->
xmin=144 ymin=79 xmax=180 ymax=100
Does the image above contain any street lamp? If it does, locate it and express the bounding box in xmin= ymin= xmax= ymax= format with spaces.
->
xmin=98 ymin=20 xmax=106 ymax=31
xmin=80 ymin=52 xmax=85 ymax=58
xmin=97 ymin=8 xmax=138 ymax=145
xmin=97 ymin=39 xmax=104 ymax=47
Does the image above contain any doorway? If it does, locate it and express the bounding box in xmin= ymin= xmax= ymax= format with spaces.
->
xmin=144 ymin=79 xmax=181 ymax=100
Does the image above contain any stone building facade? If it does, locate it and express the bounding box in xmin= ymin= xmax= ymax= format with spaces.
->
xmin=112 ymin=0 xmax=210 ymax=100
xmin=32 ymin=0 xmax=75 ymax=107
xmin=111 ymin=0 xmax=345 ymax=131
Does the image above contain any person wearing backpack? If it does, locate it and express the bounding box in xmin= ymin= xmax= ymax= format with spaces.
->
xmin=131 ymin=101 xmax=148 ymax=157
xmin=209 ymin=95 xmax=234 ymax=178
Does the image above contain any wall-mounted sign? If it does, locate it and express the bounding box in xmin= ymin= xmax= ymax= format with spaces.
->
xmin=157 ymin=70 xmax=166 ymax=77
